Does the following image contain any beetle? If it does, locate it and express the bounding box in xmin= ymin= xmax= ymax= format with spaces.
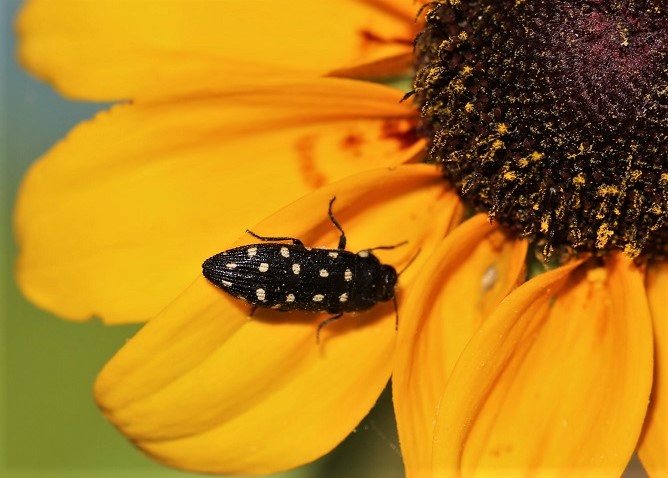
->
xmin=202 ymin=197 xmax=404 ymax=340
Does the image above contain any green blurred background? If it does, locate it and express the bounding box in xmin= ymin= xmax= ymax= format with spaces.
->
xmin=0 ymin=1 xmax=404 ymax=477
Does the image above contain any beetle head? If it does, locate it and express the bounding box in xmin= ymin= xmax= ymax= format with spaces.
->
xmin=378 ymin=265 xmax=398 ymax=301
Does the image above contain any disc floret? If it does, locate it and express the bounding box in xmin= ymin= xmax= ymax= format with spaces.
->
xmin=415 ymin=0 xmax=668 ymax=258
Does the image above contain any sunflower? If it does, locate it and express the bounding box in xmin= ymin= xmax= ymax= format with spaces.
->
xmin=14 ymin=0 xmax=667 ymax=477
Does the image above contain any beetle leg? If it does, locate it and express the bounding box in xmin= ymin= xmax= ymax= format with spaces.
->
xmin=316 ymin=313 xmax=344 ymax=343
xmin=245 ymin=229 xmax=304 ymax=246
xmin=327 ymin=197 xmax=347 ymax=250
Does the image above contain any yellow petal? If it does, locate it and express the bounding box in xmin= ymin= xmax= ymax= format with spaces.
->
xmin=327 ymin=0 xmax=432 ymax=79
xmin=433 ymin=254 xmax=653 ymax=478
xmin=18 ymin=0 xmax=416 ymax=101
xmin=639 ymin=262 xmax=668 ymax=478
xmin=15 ymin=78 xmax=423 ymax=324
xmin=393 ymin=214 xmax=528 ymax=477
xmin=94 ymin=164 xmax=460 ymax=474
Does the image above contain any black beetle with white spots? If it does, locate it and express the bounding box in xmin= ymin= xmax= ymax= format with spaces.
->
xmin=202 ymin=197 xmax=404 ymax=340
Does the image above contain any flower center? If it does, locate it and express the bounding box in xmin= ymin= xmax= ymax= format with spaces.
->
xmin=414 ymin=0 xmax=668 ymax=258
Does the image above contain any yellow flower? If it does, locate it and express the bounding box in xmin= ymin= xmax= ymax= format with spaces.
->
xmin=14 ymin=1 xmax=667 ymax=477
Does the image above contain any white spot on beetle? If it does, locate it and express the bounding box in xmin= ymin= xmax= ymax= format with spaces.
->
xmin=328 ymin=251 xmax=339 ymax=258
xmin=344 ymin=268 xmax=353 ymax=281
xmin=319 ymin=269 xmax=329 ymax=277
xmin=258 ymin=263 xmax=269 ymax=272
xmin=313 ymin=294 xmax=324 ymax=302
xmin=222 ymin=280 xmax=232 ymax=287
xmin=339 ymin=293 xmax=348 ymax=302
xmin=358 ymin=250 xmax=369 ymax=258
xmin=247 ymin=247 xmax=258 ymax=257
xmin=280 ymin=247 xmax=290 ymax=257
xmin=256 ymin=288 xmax=266 ymax=301
xmin=286 ymin=293 xmax=295 ymax=303
xmin=292 ymin=263 xmax=301 ymax=275
xmin=225 ymin=263 xmax=238 ymax=269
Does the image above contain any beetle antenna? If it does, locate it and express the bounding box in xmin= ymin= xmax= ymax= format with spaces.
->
xmin=367 ymin=240 xmax=408 ymax=252
xmin=398 ymin=249 xmax=421 ymax=276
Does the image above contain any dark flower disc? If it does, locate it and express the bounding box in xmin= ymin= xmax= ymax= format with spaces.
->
xmin=414 ymin=0 xmax=668 ymax=258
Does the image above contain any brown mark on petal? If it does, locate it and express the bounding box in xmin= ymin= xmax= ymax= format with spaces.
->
xmin=295 ymin=135 xmax=327 ymax=189
xmin=381 ymin=118 xmax=419 ymax=150
xmin=359 ymin=29 xmax=414 ymax=49
xmin=340 ymin=132 xmax=365 ymax=157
